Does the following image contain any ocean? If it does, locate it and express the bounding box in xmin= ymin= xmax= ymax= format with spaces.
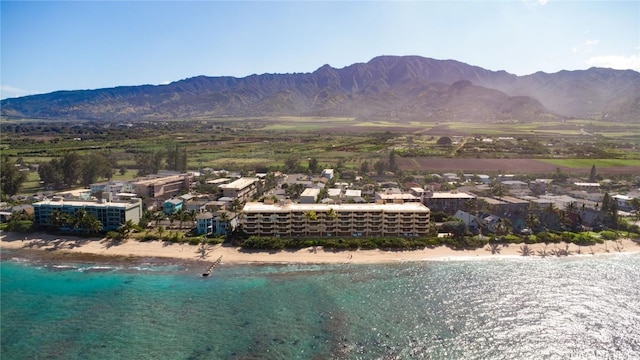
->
xmin=2 ymin=252 xmax=639 ymax=360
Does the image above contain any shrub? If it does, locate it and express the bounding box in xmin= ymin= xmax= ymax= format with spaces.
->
xmin=5 ymin=220 xmax=33 ymax=233
xmin=139 ymin=233 xmax=160 ymax=241
xmin=599 ymin=230 xmax=619 ymax=240
xmin=572 ymin=233 xmax=598 ymax=246
xmin=503 ymin=235 xmax=522 ymax=244
xmin=105 ymin=231 xmax=122 ymax=240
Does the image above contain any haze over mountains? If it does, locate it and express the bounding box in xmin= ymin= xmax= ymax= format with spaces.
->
xmin=2 ymin=55 xmax=639 ymax=123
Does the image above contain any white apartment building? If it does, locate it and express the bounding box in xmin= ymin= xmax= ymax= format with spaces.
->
xmin=242 ymin=202 xmax=430 ymax=238
xmin=219 ymin=177 xmax=260 ymax=202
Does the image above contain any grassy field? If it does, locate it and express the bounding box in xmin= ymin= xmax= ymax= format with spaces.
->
xmin=539 ymin=159 xmax=640 ymax=168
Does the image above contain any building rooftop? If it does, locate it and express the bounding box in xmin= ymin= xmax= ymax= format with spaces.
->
xmin=33 ymin=199 xmax=138 ymax=209
xmin=427 ymin=191 xmax=476 ymax=199
xmin=301 ymin=188 xmax=321 ymax=197
xmin=133 ymin=174 xmax=187 ymax=186
xmin=243 ymin=202 xmax=430 ymax=213
xmin=376 ymin=193 xmax=418 ymax=200
xmin=219 ymin=177 xmax=259 ymax=190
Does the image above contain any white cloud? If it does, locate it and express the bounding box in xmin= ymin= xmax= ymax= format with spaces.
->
xmin=587 ymin=54 xmax=640 ymax=71
xmin=571 ymin=39 xmax=599 ymax=54
xmin=583 ymin=39 xmax=599 ymax=47
xmin=0 ymin=85 xmax=34 ymax=100
xmin=538 ymin=0 xmax=548 ymax=5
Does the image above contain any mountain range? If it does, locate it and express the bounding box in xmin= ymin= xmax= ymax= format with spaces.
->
xmin=2 ymin=55 xmax=639 ymax=123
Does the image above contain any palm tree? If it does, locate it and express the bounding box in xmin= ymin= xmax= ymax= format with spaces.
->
xmin=73 ymin=209 xmax=90 ymax=231
xmin=230 ymin=198 xmax=241 ymax=213
xmin=464 ymin=199 xmax=477 ymax=215
xmin=326 ymin=208 xmax=338 ymax=236
xmin=169 ymin=212 xmax=178 ymax=228
xmin=49 ymin=210 xmax=64 ymax=231
xmin=152 ymin=211 xmax=165 ymax=226
xmin=118 ymin=219 xmax=137 ymax=239
xmin=218 ymin=211 xmax=231 ymax=236
xmin=303 ymin=210 xmax=317 ymax=237
xmin=525 ymin=213 xmax=539 ymax=232
xmin=565 ymin=201 xmax=576 ymax=213
xmin=86 ymin=217 xmax=103 ymax=234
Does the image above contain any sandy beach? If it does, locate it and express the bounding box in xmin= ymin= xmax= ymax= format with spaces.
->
xmin=1 ymin=231 xmax=638 ymax=265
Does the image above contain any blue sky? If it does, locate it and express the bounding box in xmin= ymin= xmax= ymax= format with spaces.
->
xmin=1 ymin=0 xmax=638 ymax=99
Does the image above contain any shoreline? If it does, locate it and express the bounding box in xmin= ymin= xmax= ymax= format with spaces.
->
xmin=1 ymin=231 xmax=639 ymax=266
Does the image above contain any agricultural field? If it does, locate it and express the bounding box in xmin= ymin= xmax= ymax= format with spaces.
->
xmin=1 ymin=116 xmax=639 ymax=195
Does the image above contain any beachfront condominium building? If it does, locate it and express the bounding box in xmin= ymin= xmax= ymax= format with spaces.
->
xmin=33 ymin=197 xmax=143 ymax=232
xmin=242 ymin=202 xmax=430 ymax=238
xmin=219 ymin=177 xmax=260 ymax=202
xmin=423 ymin=191 xmax=476 ymax=214
xmin=132 ymin=174 xmax=190 ymax=199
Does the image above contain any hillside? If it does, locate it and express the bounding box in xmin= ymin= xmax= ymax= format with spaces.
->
xmin=2 ymin=55 xmax=639 ymax=122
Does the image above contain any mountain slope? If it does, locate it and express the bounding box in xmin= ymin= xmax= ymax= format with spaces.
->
xmin=2 ymin=55 xmax=638 ymax=122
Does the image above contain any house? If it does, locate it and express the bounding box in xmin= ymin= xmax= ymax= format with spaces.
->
xmin=453 ymin=210 xmax=479 ymax=233
xmin=300 ymin=188 xmax=321 ymax=204
xmin=495 ymin=196 xmax=530 ymax=214
xmin=321 ymin=169 xmax=334 ymax=179
xmin=477 ymin=213 xmax=502 ymax=233
xmin=196 ymin=212 xmax=214 ymax=235
xmin=163 ymin=198 xmax=183 ymax=215
xmin=578 ymin=209 xmax=605 ymax=229
xmin=612 ymin=194 xmax=634 ymax=211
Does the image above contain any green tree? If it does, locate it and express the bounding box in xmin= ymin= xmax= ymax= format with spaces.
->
xmin=588 ymin=165 xmax=597 ymax=182
xmin=441 ymin=220 xmax=467 ymax=240
xmin=360 ymin=160 xmax=370 ymax=174
xmin=0 ymin=156 xmax=28 ymax=196
xmin=135 ymin=149 xmax=164 ymax=176
xmin=61 ymin=152 xmax=82 ymax=187
xmin=81 ymin=151 xmax=115 ymax=186
xmin=284 ymin=157 xmax=300 ymax=173
xmin=165 ymin=143 xmax=188 ymax=172
xmin=38 ymin=160 xmax=64 ymax=190
xmin=374 ymin=160 xmax=387 ymax=176
xmin=308 ymin=157 xmax=319 ymax=174
xmin=388 ymin=149 xmax=397 ymax=173
xmin=489 ymin=180 xmax=505 ymax=197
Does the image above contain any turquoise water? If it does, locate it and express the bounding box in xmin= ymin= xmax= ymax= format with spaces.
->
xmin=2 ymin=253 xmax=640 ymax=359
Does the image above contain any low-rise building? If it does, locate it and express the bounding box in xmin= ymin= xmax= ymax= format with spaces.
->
xmin=33 ymin=197 xmax=143 ymax=232
xmin=375 ymin=192 xmax=420 ymax=204
xmin=163 ymin=198 xmax=183 ymax=215
xmin=133 ymin=174 xmax=190 ymax=199
xmin=424 ymin=191 xmax=476 ymax=214
xmin=299 ymin=188 xmax=321 ymax=204
xmin=219 ymin=177 xmax=259 ymax=202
